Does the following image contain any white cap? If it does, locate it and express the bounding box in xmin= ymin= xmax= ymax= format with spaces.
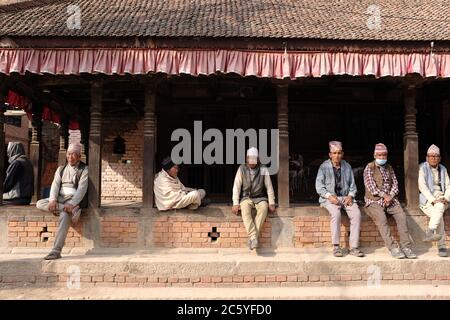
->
xmin=67 ymin=143 xmax=82 ymax=155
xmin=247 ymin=147 xmax=259 ymax=157
xmin=247 ymin=147 xmax=258 ymax=164
xmin=427 ymin=144 xmax=440 ymax=156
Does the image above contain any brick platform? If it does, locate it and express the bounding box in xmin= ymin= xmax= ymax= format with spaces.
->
xmin=0 ymin=204 xmax=449 ymax=250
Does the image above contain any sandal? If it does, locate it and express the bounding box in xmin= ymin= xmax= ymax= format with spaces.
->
xmin=333 ymin=246 xmax=344 ymax=257
xmin=349 ymin=248 xmax=365 ymax=257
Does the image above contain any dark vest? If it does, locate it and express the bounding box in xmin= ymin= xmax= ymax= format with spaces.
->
xmin=364 ymin=160 xmax=394 ymax=201
xmin=239 ymin=164 xmax=268 ymax=204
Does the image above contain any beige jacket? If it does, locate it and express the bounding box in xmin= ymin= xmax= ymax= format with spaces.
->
xmin=153 ymin=169 xmax=195 ymax=210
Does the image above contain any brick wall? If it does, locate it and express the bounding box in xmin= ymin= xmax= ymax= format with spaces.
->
xmin=101 ymin=117 xmax=143 ymax=201
xmin=4 ymin=210 xmax=450 ymax=249
xmin=100 ymin=216 xmax=138 ymax=247
xmin=294 ymin=215 xmax=398 ymax=248
xmin=152 ymin=216 xmax=271 ymax=248
xmin=294 ymin=215 xmax=450 ymax=248
xmin=7 ymin=215 xmax=83 ymax=248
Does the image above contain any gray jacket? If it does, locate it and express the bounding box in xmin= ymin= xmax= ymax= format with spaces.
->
xmin=315 ymin=159 xmax=357 ymax=206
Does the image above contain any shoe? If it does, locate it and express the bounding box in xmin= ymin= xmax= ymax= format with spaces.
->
xmin=349 ymin=248 xmax=365 ymax=257
xmin=200 ymin=198 xmax=212 ymax=207
xmin=402 ymin=247 xmax=417 ymax=259
xmin=250 ymin=238 xmax=259 ymax=250
xmin=390 ymin=247 xmax=406 ymax=259
xmin=44 ymin=252 xmax=61 ymax=260
xmin=71 ymin=206 xmax=82 ymax=223
xmin=423 ymin=229 xmax=442 ymax=242
xmin=438 ymin=247 xmax=448 ymax=257
xmin=333 ymin=246 xmax=344 ymax=257
xmin=247 ymin=239 xmax=252 ymax=250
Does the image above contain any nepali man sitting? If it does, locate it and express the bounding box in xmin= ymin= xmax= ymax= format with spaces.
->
xmin=232 ymin=147 xmax=276 ymax=250
xmin=315 ymin=141 xmax=364 ymax=257
xmin=37 ymin=143 xmax=88 ymax=260
xmin=3 ymin=142 xmax=34 ymax=205
xmin=363 ymin=143 xmax=417 ymax=259
xmin=418 ymin=144 xmax=449 ymax=257
xmin=154 ymin=157 xmax=209 ymax=210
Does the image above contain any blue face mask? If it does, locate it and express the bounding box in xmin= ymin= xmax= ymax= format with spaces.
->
xmin=375 ymin=159 xmax=387 ymax=166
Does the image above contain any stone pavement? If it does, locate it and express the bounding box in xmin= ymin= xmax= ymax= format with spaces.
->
xmin=0 ymin=285 xmax=449 ymax=300
xmin=0 ymin=246 xmax=449 ymax=300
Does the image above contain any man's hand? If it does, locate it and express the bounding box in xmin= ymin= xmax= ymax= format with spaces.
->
xmin=383 ymin=194 xmax=393 ymax=206
xmin=232 ymin=205 xmax=240 ymax=215
xmin=269 ymin=204 xmax=276 ymax=213
xmin=343 ymin=196 xmax=353 ymax=207
xmin=48 ymin=200 xmax=57 ymax=213
xmin=328 ymin=195 xmax=339 ymax=205
xmin=436 ymin=198 xmax=448 ymax=205
xmin=64 ymin=203 xmax=75 ymax=214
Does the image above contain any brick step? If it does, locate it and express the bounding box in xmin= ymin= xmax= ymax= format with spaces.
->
xmin=1 ymin=285 xmax=450 ymax=300
xmin=0 ymin=247 xmax=448 ymax=288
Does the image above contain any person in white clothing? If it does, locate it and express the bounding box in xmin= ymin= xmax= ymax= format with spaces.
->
xmin=418 ymin=144 xmax=449 ymax=257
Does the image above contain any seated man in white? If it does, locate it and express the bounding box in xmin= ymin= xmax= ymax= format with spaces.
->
xmin=36 ymin=143 xmax=88 ymax=260
xmin=418 ymin=144 xmax=449 ymax=257
xmin=154 ymin=157 xmax=209 ymax=210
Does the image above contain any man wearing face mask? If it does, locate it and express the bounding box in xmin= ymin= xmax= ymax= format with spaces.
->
xmin=363 ymin=143 xmax=417 ymax=259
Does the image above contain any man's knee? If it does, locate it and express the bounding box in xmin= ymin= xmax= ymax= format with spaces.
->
xmin=58 ymin=211 xmax=71 ymax=225
xmin=256 ymin=201 xmax=268 ymax=213
xmin=434 ymin=203 xmax=446 ymax=213
xmin=367 ymin=208 xmax=387 ymax=225
xmin=326 ymin=205 xmax=342 ymax=220
xmin=347 ymin=204 xmax=362 ymax=220
xmin=197 ymin=189 xmax=206 ymax=199
xmin=36 ymin=199 xmax=49 ymax=211
xmin=240 ymin=200 xmax=254 ymax=213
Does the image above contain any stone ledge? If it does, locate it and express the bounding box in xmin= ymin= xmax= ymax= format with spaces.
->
xmin=0 ymin=203 xmax=440 ymax=218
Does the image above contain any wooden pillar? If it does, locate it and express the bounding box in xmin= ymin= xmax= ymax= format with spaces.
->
xmin=88 ymin=80 xmax=102 ymax=209
xmin=277 ymin=84 xmax=289 ymax=208
xmin=80 ymin=134 xmax=87 ymax=163
xmin=0 ymin=103 xmax=5 ymax=205
xmin=57 ymin=120 xmax=68 ymax=166
xmin=143 ymin=83 xmax=156 ymax=208
xmin=403 ymin=85 xmax=419 ymax=210
xmin=30 ymin=108 xmax=43 ymax=202
xmin=442 ymin=99 xmax=450 ymax=170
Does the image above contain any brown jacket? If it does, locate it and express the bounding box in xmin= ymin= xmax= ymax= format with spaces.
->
xmin=364 ymin=160 xmax=395 ymax=201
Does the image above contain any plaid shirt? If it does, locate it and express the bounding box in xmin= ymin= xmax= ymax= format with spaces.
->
xmin=363 ymin=163 xmax=400 ymax=208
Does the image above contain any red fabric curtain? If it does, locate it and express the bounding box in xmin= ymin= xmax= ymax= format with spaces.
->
xmin=0 ymin=48 xmax=448 ymax=79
